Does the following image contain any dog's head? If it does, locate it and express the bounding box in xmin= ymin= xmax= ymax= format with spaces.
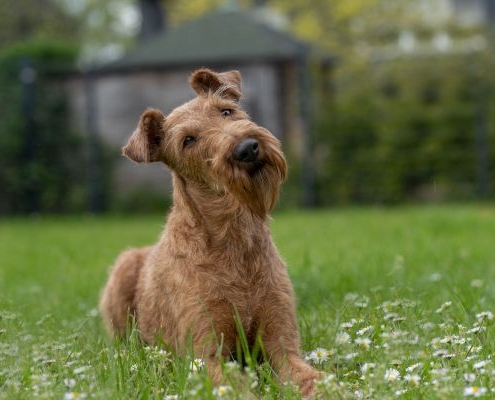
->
xmin=123 ymin=68 xmax=287 ymax=216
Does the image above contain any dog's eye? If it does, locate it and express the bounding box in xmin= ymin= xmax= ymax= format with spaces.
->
xmin=183 ymin=136 xmax=196 ymax=147
xmin=221 ymin=109 xmax=233 ymax=117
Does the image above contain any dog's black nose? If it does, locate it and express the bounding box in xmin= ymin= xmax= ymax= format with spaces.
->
xmin=233 ymin=138 xmax=259 ymax=162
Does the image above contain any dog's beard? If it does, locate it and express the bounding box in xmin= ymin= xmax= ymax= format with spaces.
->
xmin=211 ymin=145 xmax=287 ymax=216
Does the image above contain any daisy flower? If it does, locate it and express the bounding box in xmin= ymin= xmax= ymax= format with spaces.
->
xmin=473 ymin=360 xmax=490 ymax=370
xmin=435 ymin=301 xmax=452 ymax=313
xmin=470 ymin=279 xmax=484 ymax=288
xmin=405 ymin=362 xmax=422 ymax=372
xmin=384 ymin=313 xmax=403 ymax=321
xmin=476 ymin=311 xmax=493 ymax=322
xmin=344 ymin=293 xmax=359 ymax=302
xmin=190 ymin=358 xmax=204 ymax=372
xmin=467 ymin=326 xmax=484 ymax=334
xmin=404 ymin=374 xmax=421 ymax=386
xmin=340 ymin=319 xmax=358 ymax=330
xmin=384 ymin=368 xmax=400 ymax=382
xmin=360 ymin=363 xmax=376 ymax=374
xmin=63 ymin=378 xmax=76 ymax=388
xmin=307 ymin=348 xmax=330 ymax=364
xmin=63 ymin=393 xmax=87 ymax=400
xmin=356 ymin=326 xmax=372 ymax=336
xmin=213 ymin=385 xmax=232 ymax=397
xmin=335 ymin=332 xmax=351 ymax=344
xmin=429 ymin=273 xmax=442 ymax=282
xmin=355 ymin=337 xmax=371 ymax=350
xmin=463 ymin=386 xmax=487 ymax=397
xmin=344 ymin=352 xmax=358 ymax=360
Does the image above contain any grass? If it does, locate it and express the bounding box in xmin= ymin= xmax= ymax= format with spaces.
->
xmin=0 ymin=204 xmax=494 ymax=399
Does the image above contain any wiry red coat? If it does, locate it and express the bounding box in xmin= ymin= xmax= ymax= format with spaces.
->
xmin=99 ymin=69 xmax=322 ymax=397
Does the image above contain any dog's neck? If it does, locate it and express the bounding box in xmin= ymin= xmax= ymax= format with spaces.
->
xmin=171 ymin=173 xmax=270 ymax=249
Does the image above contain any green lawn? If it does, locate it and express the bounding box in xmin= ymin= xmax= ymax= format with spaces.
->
xmin=1 ymin=205 xmax=494 ymax=399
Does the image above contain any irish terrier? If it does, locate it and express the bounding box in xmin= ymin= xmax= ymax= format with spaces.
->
xmin=99 ymin=68 xmax=322 ymax=396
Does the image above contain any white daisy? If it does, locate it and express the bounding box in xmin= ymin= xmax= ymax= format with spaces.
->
xmin=404 ymin=374 xmax=421 ymax=386
xmin=467 ymin=325 xmax=484 ymax=334
xmin=384 ymin=368 xmax=400 ymax=382
xmin=63 ymin=378 xmax=76 ymax=388
xmin=213 ymin=385 xmax=232 ymax=397
xmin=473 ymin=360 xmax=490 ymax=370
xmin=470 ymin=279 xmax=484 ymax=288
xmin=356 ymin=326 xmax=373 ymax=336
xmin=340 ymin=319 xmax=358 ymax=329
xmin=63 ymin=393 xmax=87 ymax=400
xmin=435 ymin=301 xmax=452 ymax=313
xmin=355 ymin=337 xmax=371 ymax=350
xmin=360 ymin=363 xmax=376 ymax=374
xmin=336 ymin=332 xmax=351 ymax=344
xmin=476 ymin=311 xmax=493 ymax=322
xmin=405 ymin=362 xmax=422 ymax=372
xmin=463 ymin=386 xmax=487 ymax=397
xmin=307 ymin=348 xmax=330 ymax=364
xmin=73 ymin=366 xmax=90 ymax=375
xmin=190 ymin=358 xmax=204 ymax=372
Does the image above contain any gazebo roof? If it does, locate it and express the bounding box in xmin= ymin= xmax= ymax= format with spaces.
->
xmin=100 ymin=8 xmax=307 ymax=72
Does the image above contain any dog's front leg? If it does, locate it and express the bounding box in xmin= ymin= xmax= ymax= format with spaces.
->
xmin=274 ymin=353 xmax=323 ymax=398
xmin=191 ymin=321 xmax=235 ymax=385
xmin=205 ymin=355 xmax=223 ymax=384
xmin=260 ymin=289 xmax=323 ymax=397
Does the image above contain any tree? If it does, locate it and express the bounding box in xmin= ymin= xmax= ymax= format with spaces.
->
xmin=0 ymin=0 xmax=80 ymax=48
xmin=303 ymin=0 xmax=495 ymax=203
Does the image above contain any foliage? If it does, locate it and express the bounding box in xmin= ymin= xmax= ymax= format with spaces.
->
xmin=0 ymin=0 xmax=80 ymax=49
xmin=0 ymin=40 xmax=96 ymax=214
xmin=1 ymin=206 xmax=494 ymax=398
xmin=263 ymin=0 xmax=495 ymax=204
xmin=111 ymin=188 xmax=172 ymax=214
xmin=55 ymin=0 xmax=140 ymax=65
xmin=314 ymin=45 xmax=495 ymax=204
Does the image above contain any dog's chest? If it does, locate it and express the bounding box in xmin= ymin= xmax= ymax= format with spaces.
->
xmin=203 ymin=252 xmax=269 ymax=326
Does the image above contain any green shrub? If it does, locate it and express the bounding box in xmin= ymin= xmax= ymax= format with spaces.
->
xmin=112 ymin=188 xmax=172 ymax=214
xmin=0 ymin=40 xmax=112 ymax=214
xmin=314 ymin=53 xmax=495 ymax=205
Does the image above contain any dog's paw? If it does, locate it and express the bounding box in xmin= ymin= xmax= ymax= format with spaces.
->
xmin=298 ymin=370 xmax=326 ymax=399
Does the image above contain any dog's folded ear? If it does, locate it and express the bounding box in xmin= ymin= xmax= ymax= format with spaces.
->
xmin=190 ymin=68 xmax=242 ymax=102
xmin=123 ymin=108 xmax=165 ymax=163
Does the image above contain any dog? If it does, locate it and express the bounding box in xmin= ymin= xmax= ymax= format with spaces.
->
xmin=99 ymin=68 xmax=322 ymax=396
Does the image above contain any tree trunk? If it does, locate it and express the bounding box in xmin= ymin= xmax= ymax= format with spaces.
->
xmin=138 ymin=0 xmax=165 ymax=41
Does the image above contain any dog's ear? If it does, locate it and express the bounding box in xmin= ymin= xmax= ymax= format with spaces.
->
xmin=123 ymin=108 xmax=165 ymax=163
xmin=190 ymin=68 xmax=242 ymax=102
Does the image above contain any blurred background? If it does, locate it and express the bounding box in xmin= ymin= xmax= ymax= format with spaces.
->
xmin=1 ymin=0 xmax=494 ymax=214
